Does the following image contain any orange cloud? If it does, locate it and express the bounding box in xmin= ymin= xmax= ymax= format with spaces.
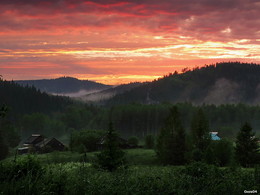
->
xmin=0 ymin=0 xmax=259 ymax=84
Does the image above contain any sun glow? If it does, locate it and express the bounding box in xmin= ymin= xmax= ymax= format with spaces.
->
xmin=0 ymin=0 xmax=259 ymax=84
xmin=2 ymin=39 xmax=258 ymax=61
xmin=77 ymin=74 xmax=162 ymax=85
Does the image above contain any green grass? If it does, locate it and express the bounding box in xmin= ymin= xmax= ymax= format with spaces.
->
xmin=3 ymin=151 xmax=82 ymax=164
xmin=0 ymin=159 xmax=259 ymax=195
xmin=3 ymin=148 xmax=158 ymax=166
xmin=125 ymin=149 xmax=158 ymax=165
xmin=40 ymin=148 xmax=159 ymax=165
xmin=1 ymin=149 xmax=259 ymax=194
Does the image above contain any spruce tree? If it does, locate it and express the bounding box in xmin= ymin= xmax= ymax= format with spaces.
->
xmin=0 ymin=128 xmax=9 ymax=160
xmin=235 ymin=122 xmax=259 ymax=167
xmin=156 ymin=106 xmax=186 ymax=165
xmin=145 ymin=134 xmax=154 ymax=149
xmin=190 ymin=109 xmax=211 ymax=161
xmin=96 ymin=122 xmax=126 ymax=171
xmin=0 ymin=105 xmax=7 ymax=118
xmin=0 ymin=105 xmax=9 ymax=160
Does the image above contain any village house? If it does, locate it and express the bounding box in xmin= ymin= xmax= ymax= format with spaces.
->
xmin=210 ymin=132 xmax=221 ymax=141
xmin=18 ymin=134 xmax=65 ymax=154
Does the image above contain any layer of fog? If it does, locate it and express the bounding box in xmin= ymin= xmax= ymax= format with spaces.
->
xmin=51 ymin=89 xmax=106 ymax=98
xmin=204 ymin=78 xmax=242 ymax=105
xmin=49 ymin=78 xmax=260 ymax=105
xmin=79 ymin=91 xmax=115 ymax=102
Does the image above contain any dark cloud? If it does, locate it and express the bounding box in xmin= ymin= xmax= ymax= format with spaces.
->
xmin=0 ymin=0 xmax=259 ymax=42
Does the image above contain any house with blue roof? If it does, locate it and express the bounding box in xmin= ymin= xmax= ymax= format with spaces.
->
xmin=210 ymin=132 xmax=221 ymax=141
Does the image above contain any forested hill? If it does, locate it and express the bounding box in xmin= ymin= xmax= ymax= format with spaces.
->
xmin=106 ymin=62 xmax=260 ymax=105
xmin=15 ymin=77 xmax=111 ymax=94
xmin=0 ymin=79 xmax=72 ymax=117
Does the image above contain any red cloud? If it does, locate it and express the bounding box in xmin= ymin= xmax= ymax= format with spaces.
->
xmin=0 ymin=0 xmax=258 ymax=41
xmin=0 ymin=0 xmax=259 ymax=83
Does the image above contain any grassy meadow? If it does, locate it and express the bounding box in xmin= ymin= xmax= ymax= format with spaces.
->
xmin=1 ymin=149 xmax=259 ymax=195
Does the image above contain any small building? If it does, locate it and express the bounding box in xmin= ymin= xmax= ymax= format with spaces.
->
xmin=24 ymin=134 xmax=44 ymax=145
xmin=18 ymin=134 xmax=65 ymax=154
xmin=35 ymin=138 xmax=65 ymax=153
xmin=17 ymin=147 xmax=30 ymax=154
xmin=210 ymin=132 xmax=221 ymax=141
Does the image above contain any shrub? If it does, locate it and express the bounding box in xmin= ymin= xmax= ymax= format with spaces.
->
xmin=205 ymin=139 xmax=234 ymax=166
xmin=128 ymin=136 xmax=139 ymax=147
xmin=0 ymin=155 xmax=43 ymax=182
xmin=70 ymin=129 xmax=105 ymax=152
xmin=0 ymin=161 xmax=258 ymax=194
xmin=41 ymin=164 xmax=68 ymax=194
xmin=255 ymin=165 xmax=260 ymax=186
xmin=214 ymin=139 xmax=233 ymax=166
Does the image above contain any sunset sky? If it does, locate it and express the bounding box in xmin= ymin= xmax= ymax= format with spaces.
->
xmin=0 ymin=0 xmax=259 ymax=85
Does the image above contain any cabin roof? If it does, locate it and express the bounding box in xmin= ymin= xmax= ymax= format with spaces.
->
xmin=24 ymin=134 xmax=44 ymax=144
xmin=210 ymin=132 xmax=221 ymax=141
xmin=35 ymin=138 xmax=64 ymax=148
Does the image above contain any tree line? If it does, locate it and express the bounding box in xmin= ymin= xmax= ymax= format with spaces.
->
xmin=8 ymin=103 xmax=260 ymax=139
xmin=156 ymin=106 xmax=259 ymax=167
xmin=77 ymin=106 xmax=259 ymax=171
xmin=0 ymin=78 xmax=72 ymax=118
xmin=1 ymin=102 xmax=260 ymax=150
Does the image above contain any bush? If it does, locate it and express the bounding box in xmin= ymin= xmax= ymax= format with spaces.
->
xmin=0 ymin=155 xmax=43 ymax=181
xmin=128 ymin=136 xmax=139 ymax=147
xmin=70 ymin=129 xmax=105 ymax=152
xmin=41 ymin=164 xmax=68 ymax=194
xmin=214 ymin=139 xmax=233 ymax=166
xmin=0 ymin=161 xmax=258 ymax=194
xmin=205 ymin=139 xmax=234 ymax=166
xmin=255 ymin=165 xmax=260 ymax=186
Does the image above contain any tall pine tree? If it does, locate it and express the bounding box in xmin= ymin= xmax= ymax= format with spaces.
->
xmin=0 ymin=105 xmax=9 ymax=160
xmin=96 ymin=122 xmax=126 ymax=171
xmin=235 ymin=122 xmax=259 ymax=167
xmin=156 ymin=106 xmax=186 ymax=165
xmin=190 ymin=109 xmax=211 ymax=161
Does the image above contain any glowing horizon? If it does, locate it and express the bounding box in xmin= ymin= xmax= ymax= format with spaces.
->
xmin=0 ymin=0 xmax=259 ymax=85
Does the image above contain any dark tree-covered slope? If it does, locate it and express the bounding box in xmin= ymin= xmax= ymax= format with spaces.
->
xmin=15 ymin=77 xmax=111 ymax=94
xmin=106 ymin=62 xmax=260 ymax=105
xmin=0 ymin=79 xmax=72 ymax=116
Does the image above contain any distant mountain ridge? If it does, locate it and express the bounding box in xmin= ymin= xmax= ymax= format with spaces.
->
xmin=15 ymin=77 xmax=111 ymax=95
xmin=13 ymin=62 xmax=260 ymax=104
xmin=105 ymin=62 xmax=260 ymax=105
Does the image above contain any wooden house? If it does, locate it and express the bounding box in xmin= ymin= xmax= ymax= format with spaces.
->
xmin=24 ymin=134 xmax=44 ymax=146
xmin=35 ymin=138 xmax=65 ymax=153
xmin=18 ymin=134 xmax=65 ymax=154
xmin=17 ymin=146 xmax=30 ymax=154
